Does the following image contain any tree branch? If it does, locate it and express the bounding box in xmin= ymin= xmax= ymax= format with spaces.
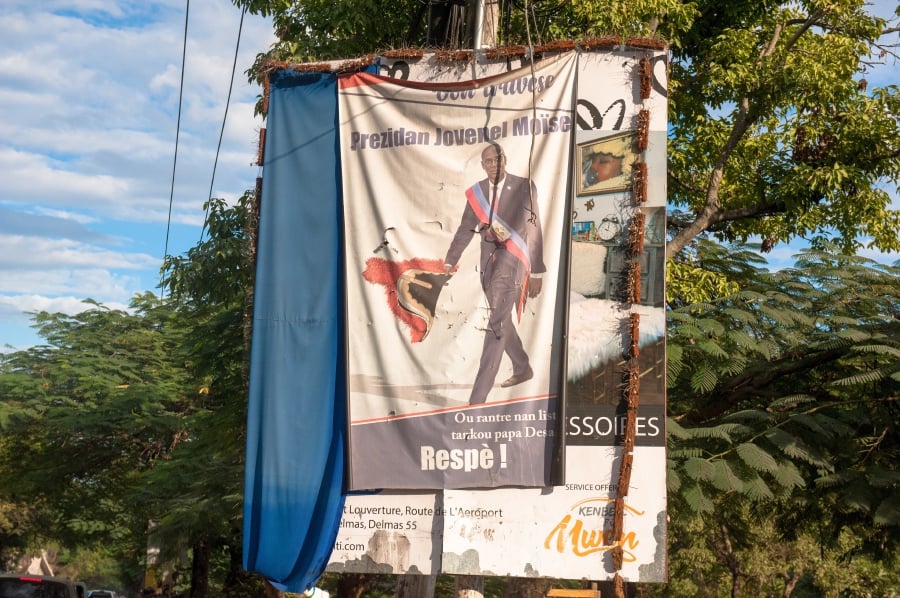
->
xmin=781 ymin=8 xmax=826 ymax=53
xmin=670 ymin=172 xmax=705 ymax=195
xmin=667 ymin=10 xmax=826 ymax=259
xmin=714 ymin=200 xmax=786 ymax=224
xmin=684 ymin=346 xmax=849 ymax=424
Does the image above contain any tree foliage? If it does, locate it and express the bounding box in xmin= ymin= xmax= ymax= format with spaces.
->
xmin=0 ymin=195 xmax=262 ymax=596
xmin=0 ymin=295 xmax=193 ymax=589
xmin=666 ymin=0 xmax=900 ymax=258
xmin=664 ymin=244 xmax=899 ymax=595
xmin=148 ymin=192 xmax=262 ymax=597
xmin=238 ymin=0 xmax=900 ymax=261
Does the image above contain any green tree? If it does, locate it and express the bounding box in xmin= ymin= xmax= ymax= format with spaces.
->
xmin=663 ymin=245 xmax=899 ymax=596
xmin=0 ymin=190 xmax=267 ymax=596
xmin=238 ymin=0 xmax=899 ymax=258
xmin=0 ymin=500 xmax=36 ymax=570
xmin=0 ymin=294 xmax=193 ymax=592
xmin=665 ymin=0 xmax=900 ymax=258
xmin=152 ymin=192 xmax=265 ymax=598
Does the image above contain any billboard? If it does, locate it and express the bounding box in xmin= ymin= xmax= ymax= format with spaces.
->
xmin=327 ymin=45 xmax=668 ymax=582
xmin=243 ymin=39 xmax=667 ymax=591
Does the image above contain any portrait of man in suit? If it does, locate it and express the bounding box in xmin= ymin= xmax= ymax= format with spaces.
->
xmin=443 ymin=143 xmax=545 ymax=405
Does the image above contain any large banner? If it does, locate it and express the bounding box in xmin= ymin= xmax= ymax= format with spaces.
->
xmin=339 ymin=54 xmax=577 ymax=490
xmin=328 ymin=46 xmax=668 ymax=582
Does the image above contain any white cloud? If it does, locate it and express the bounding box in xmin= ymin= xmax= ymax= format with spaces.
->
xmin=0 ymin=0 xmax=274 ymax=348
xmin=0 ymin=234 xmax=157 ymax=271
xmin=0 ymin=1 xmax=271 ymax=211
xmin=0 ymin=294 xmax=128 ymax=317
xmin=0 ymin=148 xmax=134 ymax=204
xmin=32 ymin=207 xmax=99 ymax=224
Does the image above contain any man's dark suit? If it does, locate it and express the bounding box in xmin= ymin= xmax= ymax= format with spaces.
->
xmin=445 ymin=172 xmax=545 ymax=405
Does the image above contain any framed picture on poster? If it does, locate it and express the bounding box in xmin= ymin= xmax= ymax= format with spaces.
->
xmin=577 ymin=131 xmax=638 ymax=196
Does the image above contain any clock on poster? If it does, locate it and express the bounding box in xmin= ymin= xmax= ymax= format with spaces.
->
xmin=597 ymin=215 xmax=620 ymax=242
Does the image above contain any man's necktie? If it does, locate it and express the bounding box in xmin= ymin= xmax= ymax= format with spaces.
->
xmin=490 ymin=184 xmax=499 ymax=224
xmin=489 ymin=184 xmax=505 ymax=243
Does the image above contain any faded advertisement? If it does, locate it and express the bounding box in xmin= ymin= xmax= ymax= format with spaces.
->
xmin=327 ymin=492 xmax=442 ymax=576
xmin=440 ymin=445 xmax=666 ymax=580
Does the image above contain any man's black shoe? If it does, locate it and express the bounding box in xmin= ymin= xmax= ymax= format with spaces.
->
xmin=500 ymin=367 xmax=533 ymax=388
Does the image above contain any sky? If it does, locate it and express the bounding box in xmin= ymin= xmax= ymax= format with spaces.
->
xmin=0 ymin=0 xmax=275 ymax=350
xmin=0 ymin=1 xmax=897 ymax=351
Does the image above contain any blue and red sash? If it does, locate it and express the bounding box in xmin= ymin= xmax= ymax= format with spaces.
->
xmin=464 ymin=183 xmax=532 ymax=320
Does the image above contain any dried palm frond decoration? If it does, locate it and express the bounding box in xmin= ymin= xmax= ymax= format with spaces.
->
xmin=617 ymin=452 xmax=634 ymax=497
xmin=627 ymin=261 xmax=642 ymax=303
xmin=629 ymin=312 xmax=641 ymax=358
xmin=434 ymin=49 xmax=474 ymax=63
xmin=636 ymin=109 xmax=650 ymax=151
xmin=632 ymin=161 xmax=648 ymax=203
xmin=639 ymin=56 xmax=652 ymax=99
xmin=627 ymin=212 xmax=646 ymax=256
xmin=257 ymin=129 xmax=266 ymax=166
xmin=627 ymin=358 xmax=640 ymax=409
xmin=381 ymin=48 xmax=426 ymax=60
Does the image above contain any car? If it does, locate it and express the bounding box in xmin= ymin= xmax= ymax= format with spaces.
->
xmin=0 ymin=573 xmax=79 ymax=597
xmin=87 ymin=591 xmax=116 ymax=598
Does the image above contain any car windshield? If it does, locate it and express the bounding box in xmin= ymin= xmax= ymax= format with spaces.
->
xmin=0 ymin=578 xmax=72 ymax=598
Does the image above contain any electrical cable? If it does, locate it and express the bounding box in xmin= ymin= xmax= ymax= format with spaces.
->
xmin=200 ymin=6 xmax=247 ymax=243
xmin=161 ymin=0 xmax=191 ymax=298
xmin=524 ymin=0 xmax=539 ymax=222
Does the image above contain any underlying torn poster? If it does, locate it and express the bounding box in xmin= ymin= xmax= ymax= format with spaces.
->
xmin=338 ymin=53 xmax=577 ymax=490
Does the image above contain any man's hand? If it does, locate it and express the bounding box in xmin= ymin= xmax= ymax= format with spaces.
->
xmin=443 ymin=263 xmax=455 ymax=274
xmin=527 ymin=277 xmax=543 ymax=298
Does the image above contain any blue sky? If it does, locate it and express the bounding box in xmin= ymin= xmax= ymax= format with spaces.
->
xmin=0 ymin=0 xmax=274 ymax=350
xmin=0 ymin=1 xmax=897 ymax=351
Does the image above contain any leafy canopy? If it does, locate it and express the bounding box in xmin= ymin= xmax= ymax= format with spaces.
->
xmin=236 ymin=0 xmax=900 ymax=262
xmin=667 ymin=245 xmax=899 ymax=564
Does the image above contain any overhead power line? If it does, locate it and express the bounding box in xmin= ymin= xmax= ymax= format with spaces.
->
xmin=161 ymin=0 xmax=191 ymax=298
xmin=201 ymin=6 xmax=247 ymax=243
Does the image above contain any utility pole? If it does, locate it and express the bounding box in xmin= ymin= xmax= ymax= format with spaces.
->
xmin=471 ymin=0 xmax=500 ymax=49
xmin=424 ymin=0 xmax=499 ymax=49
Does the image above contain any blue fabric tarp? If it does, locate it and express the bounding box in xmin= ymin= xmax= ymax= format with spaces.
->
xmin=243 ymin=65 xmax=374 ymax=591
